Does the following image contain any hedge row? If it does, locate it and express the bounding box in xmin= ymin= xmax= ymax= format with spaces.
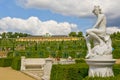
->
xmin=7 ymin=49 xmax=87 ymax=58
xmin=3 ymin=39 xmax=120 ymax=59
xmin=0 ymin=57 xmax=21 ymax=70
xmin=0 ymin=58 xmax=13 ymax=67
xmin=11 ymin=57 xmax=21 ymax=70
xmin=50 ymin=64 xmax=120 ymax=80
xmin=112 ymin=49 xmax=120 ymax=59
xmin=5 ymin=40 xmax=87 ymax=58
xmin=50 ymin=63 xmax=88 ymax=80
xmin=75 ymin=58 xmax=85 ymax=63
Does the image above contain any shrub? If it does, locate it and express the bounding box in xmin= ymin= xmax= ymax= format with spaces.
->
xmin=112 ymin=49 xmax=120 ymax=59
xmin=7 ymin=51 xmax=14 ymax=58
xmin=11 ymin=57 xmax=21 ymax=70
xmin=50 ymin=63 xmax=88 ymax=80
xmin=113 ymin=64 xmax=120 ymax=76
xmin=0 ymin=58 xmax=13 ymax=67
xmin=75 ymin=58 xmax=85 ymax=63
xmin=50 ymin=63 xmax=120 ymax=80
xmin=0 ymin=58 xmax=4 ymax=67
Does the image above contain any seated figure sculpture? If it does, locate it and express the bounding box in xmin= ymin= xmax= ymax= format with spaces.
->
xmin=85 ymin=6 xmax=112 ymax=59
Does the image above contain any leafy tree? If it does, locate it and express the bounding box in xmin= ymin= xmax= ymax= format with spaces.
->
xmin=77 ymin=31 xmax=83 ymax=37
xmin=13 ymin=32 xmax=19 ymax=38
xmin=110 ymin=32 xmax=120 ymax=40
xmin=1 ymin=32 xmax=6 ymax=38
xmin=7 ymin=32 xmax=13 ymax=38
xmin=1 ymin=32 xmax=31 ymax=38
xmin=69 ymin=32 xmax=77 ymax=37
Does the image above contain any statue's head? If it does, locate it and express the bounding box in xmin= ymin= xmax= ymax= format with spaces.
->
xmin=92 ymin=6 xmax=102 ymax=15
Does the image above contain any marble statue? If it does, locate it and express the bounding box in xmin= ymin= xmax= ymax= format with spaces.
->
xmin=85 ymin=6 xmax=112 ymax=59
xmin=85 ymin=6 xmax=116 ymax=77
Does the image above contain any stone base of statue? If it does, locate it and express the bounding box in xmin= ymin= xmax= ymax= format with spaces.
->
xmin=86 ymin=58 xmax=116 ymax=77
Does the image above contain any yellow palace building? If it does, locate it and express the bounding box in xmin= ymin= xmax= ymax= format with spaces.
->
xmin=16 ymin=35 xmax=81 ymax=42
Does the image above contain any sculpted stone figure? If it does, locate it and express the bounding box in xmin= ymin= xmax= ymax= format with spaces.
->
xmin=85 ymin=6 xmax=115 ymax=77
xmin=85 ymin=6 xmax=112 ymax=59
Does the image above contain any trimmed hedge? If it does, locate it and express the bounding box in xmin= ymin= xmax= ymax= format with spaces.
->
xmin=50 ymin=64 xmax=120 ymax=80
xmin=0 ymin=58 xmax=13 ymax=67
xmin=75 ymin=58 xmax=85 ymax=63
xmin=113 ymin=64 xmax=120 ymax=76
xmin=50 ymin=63 xmax=88 ymax=80
xmin=11 ymin=57 xmax=21 ymax=70
xmin=0 ymin=57 xmax=21 ymax=70
xmin=112 ymin=49 xmax=120 ymax=59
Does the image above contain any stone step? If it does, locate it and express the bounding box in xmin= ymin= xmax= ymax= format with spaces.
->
xmin=21 ymin=70 xmax=43 ymax=80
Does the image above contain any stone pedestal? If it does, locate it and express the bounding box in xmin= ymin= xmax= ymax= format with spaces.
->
xmin=42 ymin=58 xmax=53 ymax=80
xmin=86 ymin=59 xmax=116 ymax=77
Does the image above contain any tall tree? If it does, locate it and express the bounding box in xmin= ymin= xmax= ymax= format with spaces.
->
xmin=1 ymin=32 xmax=6 ymax=38
xmin=7 ymin=32 xmax=13 ymax=38
xmin=69 ymin=32 xmax=77 ymax=37
xmin=77 ymin=31 xmax=83 ymax=37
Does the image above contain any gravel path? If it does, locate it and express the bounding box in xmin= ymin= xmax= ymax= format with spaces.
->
xmin=0 ymin=67 xmax=36 ymax=80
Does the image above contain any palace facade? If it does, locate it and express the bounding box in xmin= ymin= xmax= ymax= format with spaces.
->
xmin=16 ymin=35 xmax=80 ymax=42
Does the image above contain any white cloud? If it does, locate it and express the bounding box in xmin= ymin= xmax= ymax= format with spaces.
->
xmin=0 ymin=17 xmax=78 ymax=35
xmin=18 ymin=0 xmax=120 ymax=19
xmin=107 ymin=27 xmax=120 ymax=34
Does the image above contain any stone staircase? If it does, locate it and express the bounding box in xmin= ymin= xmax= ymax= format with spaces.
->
xmin=21 ymin=69 xmax=43 ymax=80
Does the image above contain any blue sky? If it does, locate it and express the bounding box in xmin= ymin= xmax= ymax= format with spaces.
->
xmin=0 ymin=0 xmax=120 ymax=35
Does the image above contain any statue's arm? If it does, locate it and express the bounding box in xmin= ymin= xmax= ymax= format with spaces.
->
xmin=93 ymin=14 xmax=104 ymax=28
